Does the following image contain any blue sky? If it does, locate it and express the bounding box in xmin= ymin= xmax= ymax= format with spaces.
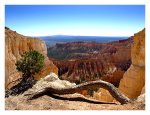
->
xmin=5 ymin=5 xmax=145 ymax=36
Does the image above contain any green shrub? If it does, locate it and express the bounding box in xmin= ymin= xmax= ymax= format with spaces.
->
xmin=6 ymin=50 xmax=45 ymax=96
xmin=16 ymin=50 xmax=45 ymax=80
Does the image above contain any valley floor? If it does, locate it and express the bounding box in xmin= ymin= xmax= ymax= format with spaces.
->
xmin=5 ymin=94 xmax=145 ymax=110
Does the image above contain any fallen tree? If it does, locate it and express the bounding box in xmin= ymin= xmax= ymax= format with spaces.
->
xmin=26 ymin=80 xmax=132 ymax=104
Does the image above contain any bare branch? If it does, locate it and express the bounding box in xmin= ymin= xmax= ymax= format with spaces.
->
xmin=27 ymin=80 xmax=131 ymax=104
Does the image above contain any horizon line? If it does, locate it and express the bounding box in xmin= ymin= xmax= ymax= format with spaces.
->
xmin=32 ymin=34 xmax=130 ymax=38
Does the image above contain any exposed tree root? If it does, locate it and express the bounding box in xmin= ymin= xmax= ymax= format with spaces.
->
xmin=26 ymin=80 xmax=132 ymax=104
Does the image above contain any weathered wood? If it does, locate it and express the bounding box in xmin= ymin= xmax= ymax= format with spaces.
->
xmin=26 ymin=80 xmax=132 ymax=104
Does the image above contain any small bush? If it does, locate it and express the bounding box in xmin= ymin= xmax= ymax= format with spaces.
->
xmin=6 ymin=50 xmax=45 ymax=97
xmin=16 ymin=50 xmax=45 ymax=80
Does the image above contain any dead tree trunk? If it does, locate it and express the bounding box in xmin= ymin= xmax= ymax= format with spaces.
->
xmin=27 ymin=80 xmax=131 ymax=104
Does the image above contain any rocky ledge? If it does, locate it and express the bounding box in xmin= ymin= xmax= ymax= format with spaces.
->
xmin=5 ymin=72 xmax=144 ymax=110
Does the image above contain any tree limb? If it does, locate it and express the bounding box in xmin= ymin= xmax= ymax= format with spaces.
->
xmin=26 ymin=80 xmax=132 ymax=104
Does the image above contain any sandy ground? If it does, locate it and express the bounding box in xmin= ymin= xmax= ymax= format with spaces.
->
xmin=5 ymin=93 xmax=145 ymax=110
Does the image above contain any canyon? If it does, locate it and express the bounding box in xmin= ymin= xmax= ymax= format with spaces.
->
xmin=93 ymin=28 xmax=145 ymax=102
xmin=47 ymin=37 xmax=133 ymax=87
xmin=5 ymin=27 xmax=58 ymax=89
xmin=5 ymin=27 xmax=145 ymax=110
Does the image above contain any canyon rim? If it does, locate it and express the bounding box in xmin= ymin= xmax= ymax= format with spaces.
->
xmin=5 ymin=5 xmax=145 ymax=110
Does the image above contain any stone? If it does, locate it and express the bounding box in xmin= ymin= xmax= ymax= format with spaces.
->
xmin=93 ymin=28 xmax=145 ymax=102
xmin=93 ymin=88 xmax=114 ymax=102
xmin=118 ymin=29 xmax=145 ymax=99
xmin=50 ymin=37 xmax=132 ymax=85
xmin=136 ymin=94 xmax=145 ymax=103
xmin=5 ymin=28 xmax=58 ymax=89
xmin=24 ymin=72 xmax=76 ymax=94
xmin=131 ymin=28 xmax=145 ymax=67
xmin=118 ymin=65 xmax=145 ymax=99
xmin=44 ymin=72 xmax=59 ymax=82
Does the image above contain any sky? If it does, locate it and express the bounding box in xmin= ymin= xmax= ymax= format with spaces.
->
xmin=5 ymin=5 xmax=145 ymax=37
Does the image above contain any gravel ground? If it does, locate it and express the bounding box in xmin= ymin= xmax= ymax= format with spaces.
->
xmin=5 ymin=94 xmax=145 ymax=110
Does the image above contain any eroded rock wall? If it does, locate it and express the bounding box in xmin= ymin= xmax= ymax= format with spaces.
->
xmin=93 ymin=29 xmax=145 ymax=101
xmin=51 ymin=38 xmax=132 ymax=85
xmin=5 ymin=28 xmax=58 ymax=89
xmin=118 ymin=28 xmax=145 ymax=99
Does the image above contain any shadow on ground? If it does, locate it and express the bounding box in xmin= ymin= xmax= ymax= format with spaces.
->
xmin=28 ymin=92 xmax=116 ymax=105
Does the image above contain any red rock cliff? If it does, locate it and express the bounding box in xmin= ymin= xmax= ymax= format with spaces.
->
xmin=93 ymin=29 xmax=145 ymax=102
xmin=5 ymin=27 xmax=58 ymax=89
xmin=50 ymin=38 xmax=132 ymax=86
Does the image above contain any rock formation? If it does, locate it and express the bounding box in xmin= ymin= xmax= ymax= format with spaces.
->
xmin=24 ymin=72 xmax=76 ymax=95
xmin=93 ymin=88 xmax=114 ymax=102
xmin=93 ymin=28 xmax=145 ymax=101
xmin=5 ymin=72 xmax=144 ymax=110
xmin=5 ymin=27 xmax=58 ymax=89
xmin=118 ymin=28 xmax=145 ymax=99
xmin=24 ymin=72 xmax=131 ymax=104
xmin=48 ymin=37 xmax=132 ymax=86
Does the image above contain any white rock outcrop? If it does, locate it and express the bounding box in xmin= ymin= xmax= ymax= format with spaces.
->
xmin=24 ymin=72 xmax=76 ymax=94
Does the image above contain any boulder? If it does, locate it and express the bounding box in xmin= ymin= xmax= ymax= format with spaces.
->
xmin=24 ymin=72 xmax=76 ymax=94
xmin=93 ymin=88 xmax=114 ymax=102
xmin=44 ymin=72 xmax=59 ymax=82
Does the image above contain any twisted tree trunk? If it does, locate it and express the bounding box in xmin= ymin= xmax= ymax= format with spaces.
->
xmin=27 ymin=80 xmax=132 ymax=104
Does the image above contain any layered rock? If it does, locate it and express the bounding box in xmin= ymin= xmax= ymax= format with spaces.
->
xmin=55 ymin=59 xmax=126 ymax=86
xmin=5 ymin=27 xmax=58 ymax=89
xmin=93 ymin=29 xmax=145 ymax=101
xmin=49 ymin=38 xmax=132 ymax=86
xmin=118 ymin=28 xmax=145 ymax=99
